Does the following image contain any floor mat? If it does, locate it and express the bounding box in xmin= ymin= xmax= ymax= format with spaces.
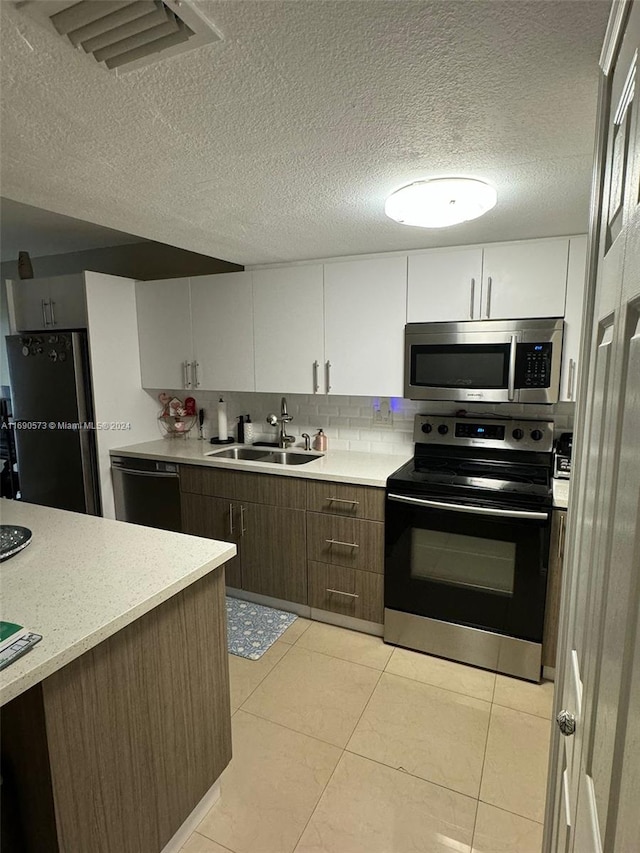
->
xmin=226 ymin=597 xmax=297 ymax=660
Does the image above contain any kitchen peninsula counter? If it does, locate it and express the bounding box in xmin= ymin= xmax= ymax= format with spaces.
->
xmin=111 ymin=438 xmax=410 ymax=488
xmin=0 ymin=500 xmax=236 ymax=853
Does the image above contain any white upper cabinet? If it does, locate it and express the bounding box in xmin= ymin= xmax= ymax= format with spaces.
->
xmin=252 ymin=265 xmax=325 ymax=394
xmin=407 ymin=248 xmax=483 ymax=322
xmin=324 ymin=256 xmax=407 ymax=396
xmin=8 ymin=274 xmax=87 ymax=331
xmin=190 ymin=272 xmax=255 ymax=392
xmin=560 ymin=236 xmax=588 ymax=401
xmin=481 ymin=238 xmax=570 ymax=319
xmin=136 ymin=277 xmax=192 ymax=390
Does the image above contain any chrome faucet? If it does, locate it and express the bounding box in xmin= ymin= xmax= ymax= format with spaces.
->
xmin=266 ymin=397 xmax=296 ymax=448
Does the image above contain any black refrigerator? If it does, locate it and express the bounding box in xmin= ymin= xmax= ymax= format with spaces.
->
xmin=6 ymin=332 xmax=101 ymax=515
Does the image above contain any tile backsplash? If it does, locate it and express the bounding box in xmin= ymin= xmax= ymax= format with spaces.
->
xmin=152 ymin=389 xmax=575 ymax=454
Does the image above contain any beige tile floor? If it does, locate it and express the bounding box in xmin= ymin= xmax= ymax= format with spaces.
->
xmin=182 ymin=619 xmax=553 ymax=853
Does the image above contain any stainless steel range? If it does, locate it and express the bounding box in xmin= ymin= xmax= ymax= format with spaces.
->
xmin=384 ymin=414 xmax=554 ymax=682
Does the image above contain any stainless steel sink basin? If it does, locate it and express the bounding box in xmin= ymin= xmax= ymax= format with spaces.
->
xmin=206 ymin=447 xmax=322 ymax=465
xmin=206 ymin=447 xmax=269 ymax=461
xmin=260 ymin=451 xmax=323 ymax=465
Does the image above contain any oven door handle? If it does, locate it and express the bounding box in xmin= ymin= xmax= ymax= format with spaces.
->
xmin=387 ymin=493 xmax=549 ymax=520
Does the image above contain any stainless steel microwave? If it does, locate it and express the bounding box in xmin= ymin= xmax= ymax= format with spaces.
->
xmin=404 ymin=318 xmax=564 ymax=404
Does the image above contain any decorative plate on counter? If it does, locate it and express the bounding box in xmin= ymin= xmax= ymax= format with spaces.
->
xmin=0 ymin=525 xmax=33 ymax=562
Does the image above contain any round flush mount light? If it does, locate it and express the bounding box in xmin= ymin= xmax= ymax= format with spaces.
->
xmin=384 ymin=177 xmax=497 ymax=228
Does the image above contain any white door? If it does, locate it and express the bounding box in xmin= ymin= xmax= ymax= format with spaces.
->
xmin=252 ymin=265 xmax=324 ymax=394
xmin=48 ymin=274 xmax=87 ymax=329
xmin=190 ymin=272 xmax=255 ymax=392
xmin=547 ymin=6 xmax=640 ymax=851
xmin=482 ymin=238 xmax=569 ymax=320
xmin=324 ymin=256 xmax=407 ymax=397
xmin=407 ymin=248 xmax=482 ymax=322
xmin=135 ymin=277 xmax=193 ymax=391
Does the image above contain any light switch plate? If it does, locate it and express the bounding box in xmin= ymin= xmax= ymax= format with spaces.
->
xmin=373 ymin=397 xmax=393 ymax=427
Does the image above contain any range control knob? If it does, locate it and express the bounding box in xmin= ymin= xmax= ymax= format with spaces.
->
xmin=438 ymin=424 xmax=449 ymax=435
xmin=531 ymin=429 xmax=544 ymax=442
xmin=512 ymin=428 xmax=524 ymax=441
xmin=421 ymin=423 xmax=433 ymax=434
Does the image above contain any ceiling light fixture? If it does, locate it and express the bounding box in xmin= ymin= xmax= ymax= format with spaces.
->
xmin=385 ymin=177 xmax=497 ymax=228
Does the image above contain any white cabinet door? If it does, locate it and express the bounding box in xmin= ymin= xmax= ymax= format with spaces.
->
xmin=9 ymin=278 xmax=50 ymax=331
xmin=481 ymin=238 xmax=569 ymax=319
xmin=9 ymin=275 xmax=87 ymax=331
xmin=324 ymin=256 xmax=407 ymax=397
xmin=407 ymin=248 xmax=482 ymax=322
xmin=190 ymin=272 xmax=255 ymax=392
xmin=560 ymin=236 xmax=588 ymax=401
xmin=253 ymin=265 xmax=324 ymax=394
xmin=135 ymin=278 xmax=193 ymax=390
xmin=48 ymin=274 xmax=87 ymax=329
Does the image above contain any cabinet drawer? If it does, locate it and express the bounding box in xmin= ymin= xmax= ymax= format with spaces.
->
xmin=306 ymin=480 xmax=384 ymax=521
xmin=307 ymin=513 xmax=383 ymax=573
xmin=180 ymin=465 xmax=305 ymax=508
xmin=232 ymin=471 xmax=306 ymax=509
xmin=180 ymin=465 xmax=237 ymax=498
xmin=308 ymin=561 xmax=383 ymax=624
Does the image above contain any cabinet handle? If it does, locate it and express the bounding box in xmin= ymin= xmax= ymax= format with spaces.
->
xmin=240 ymin=505 xmax=246 ymax=536
xmin=325 ymin=538 xmax=359 ymax=549
xmin=41 ymin=299 xmax=49 ymax=327
xmin=313 ymin=360 xmax=320 ymax=393
xmin=325 ymin=360 xmax=332 ymax=393
xmin=49 ymin=300 xmax=56 ymax=326
xmin=183 ymin=361 xmax=192 ymax=389
xmin=558 ymin=513 xmax=566 ymax=561
xmin=326 ymin=588 xmax=359 ymax=599
xmin=567 ymin=358 xmax=576 ymax=400
xmin=327 ymin=497 xmax=359 ymax=506
xmin=485 ymin=276 xmax=492 ymax=318
xmin=470 ymin=278 xmax=475 ymax=319
xmin=192 ymin=361 xmax=200 ymax=388
xmin=228 ymin=503 xmax=234 ymax=537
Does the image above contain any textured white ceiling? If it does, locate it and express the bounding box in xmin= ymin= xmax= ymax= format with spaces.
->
xmin=0 ymin=197 xmax=143 ymax=260
xmin=0 ymin=0 xmax=610 ymax=265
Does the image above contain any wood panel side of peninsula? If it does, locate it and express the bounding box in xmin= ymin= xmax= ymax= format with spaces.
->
xmin=2 ymin=567 xmax=231 ymax=853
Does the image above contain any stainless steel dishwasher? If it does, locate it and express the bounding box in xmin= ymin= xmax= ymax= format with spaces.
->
xmin=111 ymin=456 xmax=182 ymax=532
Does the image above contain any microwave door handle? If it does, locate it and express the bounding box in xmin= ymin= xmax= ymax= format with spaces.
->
xmin=387 ymin=493 xmax=549 ymax=521
xmin=507 ymin=335 xmax=517 ymax=401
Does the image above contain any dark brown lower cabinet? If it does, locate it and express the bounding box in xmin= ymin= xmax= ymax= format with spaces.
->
xmin=308 ymin=561 xmax=384 ymax=623
xmin=241 ymin=502 xmax=307 ymax=603
xmin=182 ymin=491 xmax=242 ymax=588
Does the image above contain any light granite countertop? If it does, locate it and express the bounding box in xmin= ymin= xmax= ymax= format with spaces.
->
xmin=110 ymin=438 xmax=411 ymax=488
xmin=0 ymin=500 xmax=236 ymax=706
xmin=552 ymin=478 xmax=570 ymax=510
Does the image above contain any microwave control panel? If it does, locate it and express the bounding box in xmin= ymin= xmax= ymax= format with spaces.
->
xmin=516 ymin=342 xmax=553 ymax=388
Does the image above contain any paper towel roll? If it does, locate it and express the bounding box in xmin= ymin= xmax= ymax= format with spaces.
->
xmin=217 ymin=398 xmax=228 ymax=440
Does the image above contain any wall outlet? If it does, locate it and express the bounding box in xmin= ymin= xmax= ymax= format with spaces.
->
xmin=373 ymin=397 xmax=393 ymax=427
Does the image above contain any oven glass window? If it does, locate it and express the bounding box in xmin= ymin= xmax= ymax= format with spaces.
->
xmin=411 ymin=344 xmax=510 ymax=388
xmin=410 ymin=529 xmax=516 ymax=594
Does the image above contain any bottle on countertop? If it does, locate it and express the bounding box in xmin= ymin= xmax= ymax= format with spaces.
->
xmin=244 ymin=415 xmax=254 ymax=445
xmin=237 ymin=415 xmax=245 ymax=444
xmin=313 ymin=428 xmax=327 ymax=451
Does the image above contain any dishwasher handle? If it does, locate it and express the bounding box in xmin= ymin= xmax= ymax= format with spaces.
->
xmin=114 ymin=468 xmax=179 ymax=479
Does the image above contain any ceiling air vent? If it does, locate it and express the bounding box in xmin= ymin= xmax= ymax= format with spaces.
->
xmin=14 ymin=0 xmax=222 ymax=73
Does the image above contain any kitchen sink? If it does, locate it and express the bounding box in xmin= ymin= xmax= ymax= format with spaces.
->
xmin=206 ymin=447 xmax=322 ymax=465
xmin=259 ymin=451 xmax=323 ymax=465
xmin=206 ymin=447 xmax=269 ymax=461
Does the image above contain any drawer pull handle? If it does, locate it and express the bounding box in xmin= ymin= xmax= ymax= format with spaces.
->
xmin=326 ymin=588 xmax=359 ymax=599
xmin=327 ymin=497 xmax=360 ymax=506
xmin=326 ymin=538 xmax=359 ymax=549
